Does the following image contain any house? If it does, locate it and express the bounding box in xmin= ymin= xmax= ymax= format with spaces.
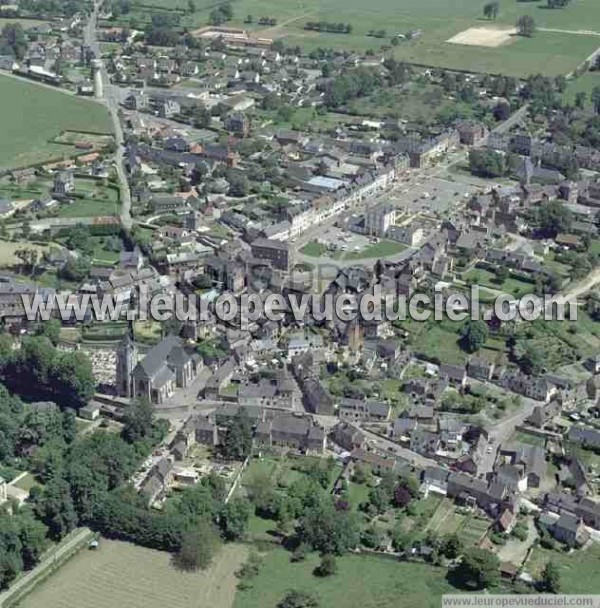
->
xmin=251 ymin=238 xmax=290 ymax=270
xmin=569 ymin=425 xmax=600 ymax=450
xmin=498 ymin=443 xmax=547 ymax=489
xmin=255 ymin=414 xmax=325 ymax=454
xmin=337 ymin=398 xmax=391 ymax=422
xmin=331 ymin=422 xmax=365 ymax=451
xmin=140 ymin=457 xmax=173 ymax=503
xmin=544 ymin=492 xmax=600 ymax=530
xmin=439 ymin=363 xmax=467 ymax=387
xmin=53 ymin=170 xmax=74 ymax=197
xmin=422 ymin=467 xmax=450 ymax=495
xmin=540 ymin=512 xmax=589 ymax=547
xmin=224 ymin=112 xmax=251 ymax=137
xmin=527 ymin=399 xmax=562 ymax=429
xmin=301 ymin=377 xmax=335 ymax=415
xmin=467 ymin=357 xmax=495 ymax=381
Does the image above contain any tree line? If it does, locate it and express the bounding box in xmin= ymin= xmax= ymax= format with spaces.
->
xmin=304 ymin=22 xmax=353 ymax=34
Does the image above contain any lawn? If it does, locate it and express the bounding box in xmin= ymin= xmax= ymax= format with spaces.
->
xmin=21 ymin=539 xmax=248 ymax=608
xmin=463 ymin=267 xmax=535 ymax=299
xmin=343 ymin=239 xmax=407 ymax=261
xmin=525 ymin=543 xmax=600 ymax=594
xmin=233 ymin=548 xmax=455 ymax=608
xmin=0 ymin=74 xmax=112 ymax=171
xmin=300 ymin=241 xmax=328 ymax=257
xmin=563 ymin=70 xmax=600 ymax=105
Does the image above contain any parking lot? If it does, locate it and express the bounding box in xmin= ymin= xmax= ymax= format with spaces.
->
xmin=389 ymin=173 xmax=479 ymax=216
xmin=316 ymin=226 xmax=372 ymax=254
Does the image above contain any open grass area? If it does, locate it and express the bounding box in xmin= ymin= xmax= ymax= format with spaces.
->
xmin=525 ymin=543 xmax=600 ymax=594
xmin=0 ymin=74 xmax=112 ymax=171
xmin=233 ymin=547 xmax=455 ymax=608
xmin=115 ymin=0 xmax=600 ymax=76
xmin=300 ymin=241 xmax=328 ymax=257
xmin=563 ymin=70 xmax=600 ymax=105
xmin=463 ymin=267 xmax=534 ymax=299
xmin=21 ymin=539 xmax=247 ymax=608
xmin=55 ymin=180 xmax=120 ymax=218
xmin=0 ymin=240 xmax=58 ymax=266
xmin=343 ymin=239 xmax=407 ymax=261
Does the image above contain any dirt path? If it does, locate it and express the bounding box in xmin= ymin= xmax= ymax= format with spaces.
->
xmin=254 ymin=11 xmax=315 ymax=36
xmin=539 ymin=28 xmax=600 ymax=37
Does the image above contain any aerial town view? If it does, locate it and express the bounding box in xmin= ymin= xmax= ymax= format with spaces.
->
xmin=0 ymin=0 xmax=598 ymax=606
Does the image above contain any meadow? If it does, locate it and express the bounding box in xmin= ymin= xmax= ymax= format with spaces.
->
xmin=525 ymin=543 xmax=600 ymax=594
xmin=0 ymin=74 xmax=112 ymax=171
xmin=125 ymin=0 xmax=600 ymax=76
xmin=20 ymin=539 xmax=247 ymax=608
xmin=233 ymin=548 xmax=455 ymax=608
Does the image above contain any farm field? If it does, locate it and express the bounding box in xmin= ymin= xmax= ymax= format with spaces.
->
xmin=0 ymin=74 xmax=112 ymax=171
xmin=125 ymin=0 xmax=600 ymax=76
xmin=233 ymin=547 xmax=455 ymax=608
xmin=20 ymin=539 xmax=248 ymax=608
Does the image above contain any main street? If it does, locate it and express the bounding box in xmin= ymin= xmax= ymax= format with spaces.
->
xmin=85 ymin=1 xmax=132 ymax=229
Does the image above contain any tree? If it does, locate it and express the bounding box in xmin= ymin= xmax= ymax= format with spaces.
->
xmin=314 ymin=554 xmax=337 ymax=577
xmin=219 ymin=497 xmax=250 ymax=540
xmin=516 ymin=15 xmax=536 ymax=37
xmin=122 ymin=399 xmax=154 ymax=444
xmin=461 ymin=320 xmax=489 ymax=353
xmin=454 ymin=547 xmax=500 ymax=590
xmin=592 ymin=86 xmax=600 ymax=114
xmin=278 ymin=590 xmax=319 ymax=608
xmin=187 ymin=0 xmax=195 ymax=13
xmin=173 ymin=521 xmax=221 ymax=571
xmin=32 ymin=476 xmax=77 ymax=540
xmin=483 ymin=1 xmax=499 ymax=20
xmin=575 ymin=91 xmax=586 ymax=110
xmin=441 ymin=533 xmax=464 ymax=559
xmin=539 ymin=561 xmax=561 ymax=593
xmin=468 ymin=149 xmax=507 ymax=178
xmin=222 ymin=410 xmax=252 ymax=460
xmin=536 ymin=200 xmax=572 ymax=236
xmin=494 ymin=265 xmax=509 ymax=283
xmin=298 ymin=498 xmax=360 ymax=555
xmin=37 ymin=319 xmax=61 ymax=345
xmin=0 ymin=23 xmax=27 ymax=60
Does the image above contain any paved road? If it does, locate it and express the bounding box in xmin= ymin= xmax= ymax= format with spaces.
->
xmin=0 ymin=527 xmax=93 ymax=607
xmin=477 ymin=396 xmax=540 ymax=475
xmin=85 ymin=1 xmax=132 ymax=229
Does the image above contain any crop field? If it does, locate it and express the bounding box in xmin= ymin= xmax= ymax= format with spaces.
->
xmin=21 ymin=539 xmax=248 ymax=608
xmin=0 ymin=74 xmax=112 ymax=171
xmin=118 ymin=0 xmax=600 ymax=76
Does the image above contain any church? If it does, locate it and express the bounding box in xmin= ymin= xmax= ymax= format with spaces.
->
xmin=116 ymin=333 xmax=201 ymax=404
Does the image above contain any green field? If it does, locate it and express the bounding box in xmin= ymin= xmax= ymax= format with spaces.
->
xmin=563 ymin=70 xmax=600 ymax=104
xmin=526 ymin=544 xmax=600 ymax=594
xmin=21 ymin=539 xmax=248 ymax=608
xmin=0 ymin=74 xmax=112 ymax=170
xmin=129 ymin=0 xmax=600 ymax=77
xmin=233 ymin=548 xmax=455 ymax=608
